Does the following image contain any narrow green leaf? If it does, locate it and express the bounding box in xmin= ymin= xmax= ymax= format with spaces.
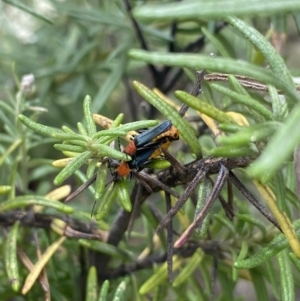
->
xmin=63 ymin=140 xmax=87 ymax=147
xmin=145 ymin=159 xmax=171 ymax=170
xmin=268 ymin=85 xmax=287 ymax=121
xmin=227 ymin=74 xmax=250 ymax=95
xmin=140 ymin=203 xmax=160 ymax=233
xmin=5 ymin=221 xmax=20 ymax=292
xmin=210 ymin=145 xmax=258 ymax=158
xmin=199 ymin=264 xmax=211 ymax=298
xmin=216 ymin=122 xmax=280 ymax=147
xmin=292 ymin=13 xmax=300 ymax=35
xmin=54 ymin=144 xmax=86 ymax=153
xmin=218 ymin=269 xmax=234 ymax=300
xmin=218 ymin=123 xmax=243 ymax=133
xmin=152 ymin=277 xmax=166 ymax=301
xmin=89 ymin=144 xmax=129 ymax=161
xmin=250 ymin=268 xmax=270 ymax=301
xmin=278 ymin=249 xmax=295 ymax=301
xmin=0 ymin=139 xmax=23 ymax=166
xmin=236 ymin=241 xmax=249 ymax=263
xmin=226 ymin=17 xmax=294 ymax=86
xmin=93 ymin=130 xmax=128 ymax=140
xmin=234 ymin=220 xmax=300 ymax=269
xmin=214 ymin=214 xmax=236 ymax=235
xmin=92 ymin=55 xmax=128 ymax=113
xmin=190 ymin=277 xmax=206 ymax=301
xmin=54 ymin=151 xmax=93 ymax=185
xmin=0 ymin=100 xmax=16 ymax=116
xmin=285 ymin=187 xmax=300 ymax=210
xmin=265 ymin=260 xmax=281 ymax=300
xmin=210 ymin=83 xmax=274 ymax=120
xmin=129 ymin=275 xmax=142 ymax=301
xmin=111 ymin=114 xmax=125 ymax=127
xmin=66 ymin=9 xmax=129 ymax=28
xmin=231 ymin=249 xmax=238 ymax=282
xmin=0 ymin=196 xmax=74 ymax=214
xmin=51 ymin=132 xmax=88 ymax=141
xmin=79 ymin=239 xmax=129 ymax=259
xmin=139 ymin=256 xmax=182 ymax=294
xmin=83 ymin=95 xmax=97 ymax=137
xmin=235 ymin=213 xmax=267 ymax=237
xmin=289 ymin=252 xmax=300 ymax=273
xmin=175 ymin=91 xmax=235 ymax=124
xmin=247 ymin=103 xmax=300 ymax=182
xmin=98 ymin=280 xmax=110 ymax=301
xmin=195 ymin=177 xmax=211 ymax=236
xmin=129 ymin=50 xmax=300 ymax=104
xmin=133 ymin=81 xmax=202 ymax=158
xmin=234 ymin=212 xmax=250 ymax=235
xmin=86 ymin=159 xmax=99 ymax=180
xmin=3 ymin=0 xmax=53 ymax=24
xmin=19 ymin=114 xmax=62 ymax=137
xmin=226 ymin=74 xmax=265 ymax=123
xmin=94 ymin=163 xmax=108 ymax=200
xmin=201 ymin=26 xmax=231 ymax=58
xmin=85 ymin=266 xmax=98 ymax=301
xmin=95 ymin=184 xmax=118 ymax=221
xmin=114 ymin=120 xmax=158 ymax=132
xmin=0 ymin=185 xmax=12 ymax=195
xmin=62 ymin=126 xmax=76 ymax=134
xmin=94 ymin=120 xmax=158 ymax=145
xmin=172 ymin=249 xmax=204 ymax=287
xmin=116 ymin=179 xmax=132 ymax=212
xmin=0 ymin=107 xmax=15 ymax=135
xmin=133 ymin=0 xmax=300 ymax=21
xmin=272 ymin=171 xmax=287 ymax=212
xmin=112 ymin=279 xmax=128 ymax=301
xmin=272 ymin=15 xmax=287 ymax=33
xmin=77 ymin=122 xmax=88 ymax=136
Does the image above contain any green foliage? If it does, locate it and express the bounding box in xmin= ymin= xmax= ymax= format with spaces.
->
xmin=1 ymin=1 xmax=300 ymax=301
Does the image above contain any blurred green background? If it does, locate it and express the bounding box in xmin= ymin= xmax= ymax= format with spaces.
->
xmin=1 ymin=1 xmax=300 ymax=300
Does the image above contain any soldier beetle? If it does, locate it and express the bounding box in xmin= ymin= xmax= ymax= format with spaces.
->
xmin=133 ymin=120 xmax=172 ymax=147
xmin=123 ymin=120 xmax=179 ymax=155
xmin=116 ymin=141 xmax=164 ymax=178
xmin=115 ymin=147 xmax=156 ymax=178
xmin=114 ymin=120 xmax=179 ymax=179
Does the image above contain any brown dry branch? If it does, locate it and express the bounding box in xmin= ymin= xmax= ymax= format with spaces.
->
xmin=0 ymin=211 xmax=105 ymax=241
xmin=93 ymin=156 xmax=253 ymax=276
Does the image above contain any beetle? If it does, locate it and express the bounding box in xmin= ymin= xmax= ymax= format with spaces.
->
xmin=133 ymin=120 xmax=172 ymax=147
xmin=115 ymin=120 xmax=179 ymax=179
xmin=115 ymin=136 xmax=174 ymax=178
xmin=123 ymin=120 xmax=179 ymax=156
xmin=115 ymin=147 xmax=156 ymax=178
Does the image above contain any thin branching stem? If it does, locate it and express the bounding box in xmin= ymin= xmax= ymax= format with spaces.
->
xmin=174 ymin=165 xmax=229 ymax=247
xmin=179 ymin=70 xmax=205 ymax=117
xmin=123 ymin=0 xmax=159 ymax=82
xmin=229 ymin=171 xmax=282 ymax=231
xmin=165 ymin=192 xmax=173 ymax=282
xmin=65 ymin=174 xmax=97 ymax=203
xmin=157 ymin=166 xmax=208 ymax=232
